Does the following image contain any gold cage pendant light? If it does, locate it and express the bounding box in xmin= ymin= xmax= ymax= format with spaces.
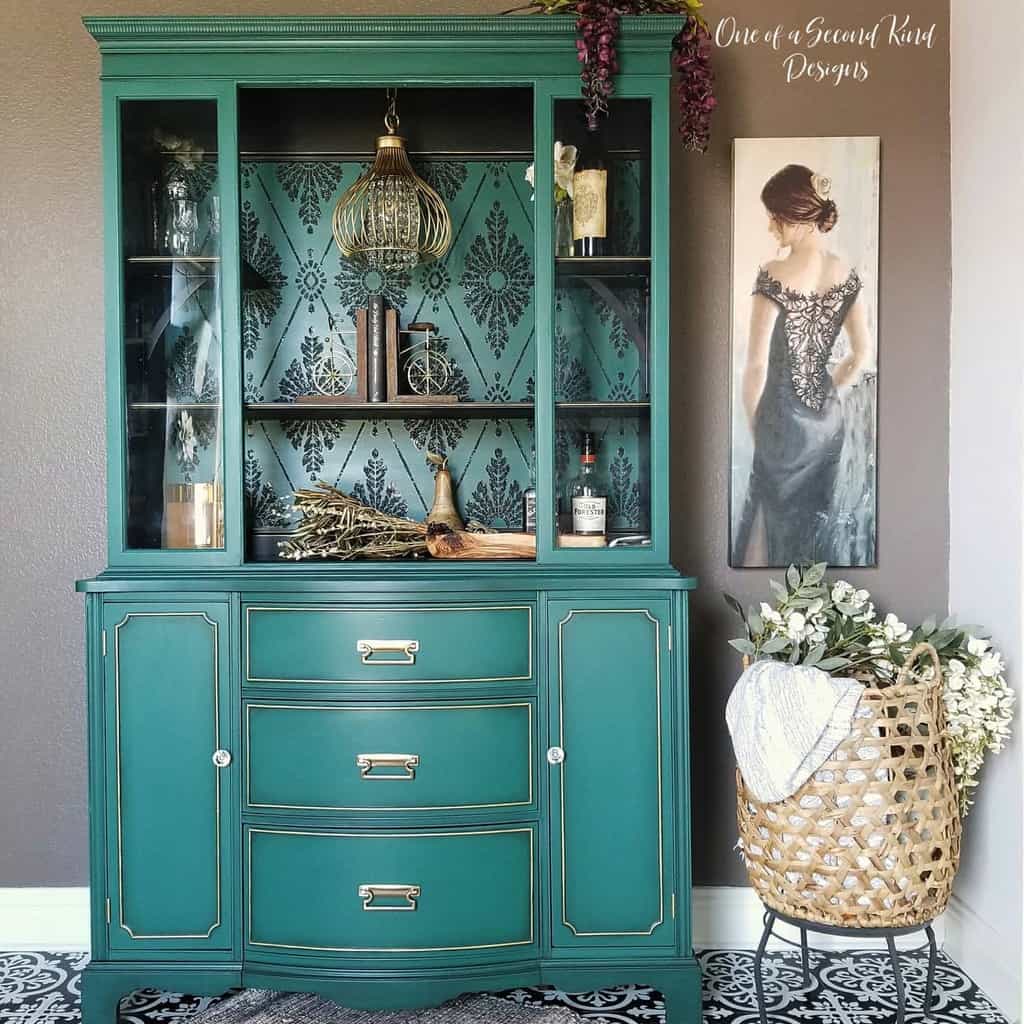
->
xmin=332 ymin=90 xmax=452 ymax=271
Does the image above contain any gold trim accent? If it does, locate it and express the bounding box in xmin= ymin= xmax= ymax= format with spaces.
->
xmin=245 ymin=604 xmax=533 ymax=685
xmin=246 ymin=826 xmax=535 ymax=952
xmin=113 ymin=611 xmax=222 ymax=940
xmin=357 ymin=752 xmax=420 ymax=780
xmin=557 ymin=608 xmax=665 ymax=937
xmin=245 ymin=701 xmax=533 ymax=812
xmin=356 ymin=639 xmax=420 ymax=666
xmin=358 ymin=883 xmax=420 ymax=911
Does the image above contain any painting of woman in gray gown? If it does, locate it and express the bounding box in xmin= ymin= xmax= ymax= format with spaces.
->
xmin=731 ymin=138 xmax=879 ymax=567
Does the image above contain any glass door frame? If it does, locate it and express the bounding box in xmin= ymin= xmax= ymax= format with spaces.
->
xmin=533 ymin=78 xmax=671 ymax=566
xmin=103 ymin=78 xmax=243 ymax=567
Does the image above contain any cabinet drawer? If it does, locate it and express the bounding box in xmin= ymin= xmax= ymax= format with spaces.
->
xmin=245 ymin=604 xmax=533 ymax=685
xmin=246 ymin=826 xmax=535 ymax=955
xmin=246 ymin=701 xmax=534 ymax=813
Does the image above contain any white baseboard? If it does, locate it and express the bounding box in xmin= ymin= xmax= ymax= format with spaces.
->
xmin=943 ymin=893 xmax=1021 ymax=1022
xmin=0 ymin=887 xmax=90 ymax=951
xmin=692 ymin=885 xmax=946 ymax=951
xmin=0 ymin=884 xmax=966 ymax=965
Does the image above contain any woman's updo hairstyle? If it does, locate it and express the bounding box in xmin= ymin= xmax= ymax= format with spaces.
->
xmin=761 ymin=163 xmax=838 ymax=233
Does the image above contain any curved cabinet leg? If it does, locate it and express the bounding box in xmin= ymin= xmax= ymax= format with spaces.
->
xmin=80 ymin=969 xmax=124 ymax=1024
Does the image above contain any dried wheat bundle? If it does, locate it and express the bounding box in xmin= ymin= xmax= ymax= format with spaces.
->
xmin=280 ymin=482 xmax=428 ymax=561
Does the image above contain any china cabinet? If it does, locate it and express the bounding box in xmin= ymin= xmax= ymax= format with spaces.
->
xmin=77 ymin=15 xmax=698 ymax=1024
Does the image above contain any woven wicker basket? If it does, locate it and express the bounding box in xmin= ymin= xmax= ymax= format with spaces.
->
xmin=736 ymin=643 xmax=962 ymax=928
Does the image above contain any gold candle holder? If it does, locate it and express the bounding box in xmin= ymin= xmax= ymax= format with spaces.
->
xmin=164 ymin=482 xmax=224 ymax=549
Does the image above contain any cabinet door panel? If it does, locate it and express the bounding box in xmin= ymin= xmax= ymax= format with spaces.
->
xmin=548 ymin=598 xmax=675 ymax=949
xmin=103 ymin=602 xmax=233 ymax=953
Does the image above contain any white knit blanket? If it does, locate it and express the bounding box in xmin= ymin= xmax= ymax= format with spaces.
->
xmin=726 ymin=659 xmax=863 ymax=803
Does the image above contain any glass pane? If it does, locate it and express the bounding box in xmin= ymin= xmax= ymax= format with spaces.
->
xmin=120 ymin=100 xmax=223 ymax=549
xmin=551 ymin=98 xmax=651 ymax=550
xmin=235 ymin=87 xmax=536 ymax=561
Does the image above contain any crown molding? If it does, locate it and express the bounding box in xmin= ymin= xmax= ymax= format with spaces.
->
xmin=82 ymin=14 xmax=683 ymax=47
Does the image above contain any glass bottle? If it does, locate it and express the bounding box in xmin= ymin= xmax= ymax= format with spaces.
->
xmin=566 ymin=431 xmax=608 ymax=536
xmin=522 ymin=448 xmax=537 ymax=534
xmin=572 ymin=128 xmax=609 ymax=258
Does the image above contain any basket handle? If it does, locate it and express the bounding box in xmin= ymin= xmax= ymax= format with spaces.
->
xmin=895 ymin=641 xmax=942 ymax=687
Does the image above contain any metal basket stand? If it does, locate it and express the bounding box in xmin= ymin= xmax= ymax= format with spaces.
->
xmin=753 ymin=907 xmax=938 ymax=1024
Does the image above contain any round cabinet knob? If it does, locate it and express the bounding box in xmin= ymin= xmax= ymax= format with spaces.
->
xmin=212 ymin=749 xmax=233 ymax=769
xmin=546 ymin=746 xmax=565 ymax=765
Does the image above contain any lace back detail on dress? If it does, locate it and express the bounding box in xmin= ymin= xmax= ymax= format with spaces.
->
xmin=753 ymin=267 xmax=862 ymax=411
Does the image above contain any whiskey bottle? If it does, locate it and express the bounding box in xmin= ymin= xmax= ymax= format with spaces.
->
xmin=572 ymin=129 xmax=609 ymax=258
xmin=567 ymin=431 xmax=608 ymax=536
xmin=522 ymin=448 xmax=537 ymax=534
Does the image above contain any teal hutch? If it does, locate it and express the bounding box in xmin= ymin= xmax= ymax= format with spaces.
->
xmin=77 ymin=15 xmax=699 ymax=1024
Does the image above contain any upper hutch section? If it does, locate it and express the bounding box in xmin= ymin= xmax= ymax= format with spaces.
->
xmin=86 ymin=15 xmax=677 ymax=570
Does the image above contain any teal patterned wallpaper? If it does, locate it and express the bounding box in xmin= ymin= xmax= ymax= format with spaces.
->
xmin=240 ymin=157 xmax=648 ymax=533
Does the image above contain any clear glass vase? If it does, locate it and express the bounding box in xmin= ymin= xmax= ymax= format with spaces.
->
xmin=555 ymin=197 xmax=574 ymax=258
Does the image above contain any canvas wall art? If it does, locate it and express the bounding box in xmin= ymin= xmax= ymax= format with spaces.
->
xmin=730 ymin=136 xmax=880 ymax=568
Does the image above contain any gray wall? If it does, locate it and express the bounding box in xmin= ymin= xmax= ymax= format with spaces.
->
xmin=0 ymin=0 xmax=950 ymax=887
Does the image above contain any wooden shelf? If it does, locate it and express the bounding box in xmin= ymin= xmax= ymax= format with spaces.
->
xmin=244 ymin=400 xmax=650 ymax=419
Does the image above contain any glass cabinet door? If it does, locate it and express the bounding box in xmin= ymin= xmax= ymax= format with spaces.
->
xmin=118 ymin=98 xmax=225 ymax=551
xmin=539 ymin=93 xmax=665 ymax=561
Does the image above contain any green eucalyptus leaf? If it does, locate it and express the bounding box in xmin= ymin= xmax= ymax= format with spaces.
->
xmin=940 ymin=614 xmax=957 ymax=631
xmin=789 ymin=644 xmax=801 ymax=665
xmin=836 ymin=602 xmax=860 ymax=616
xmin=769 ymin=578 xmax=788 ymax=601
xmin=724 ymin=593 xmax=745 ymax=620
xmin=920 ymin=617 xmax=936 ymax=636
xmin=747 ymin=611 xmax=764 ymax=636
xmin=818 ymin=656 xmax=852 ymax=671
xmin=762 ymin=636 xmax=789 ymax=654
xmin=804 ymin=644 xmax=825 ymax=667
xmin=786 ymin=564 xmax=801 ymax=589
xmin=804 ymin=562 xmax=827 ymax=585
xmin=729 ymin=638 xmax=756 ymax=656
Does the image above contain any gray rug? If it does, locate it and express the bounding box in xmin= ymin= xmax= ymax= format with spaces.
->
xmin=193 ymin=990 xmax=584 ymax=1024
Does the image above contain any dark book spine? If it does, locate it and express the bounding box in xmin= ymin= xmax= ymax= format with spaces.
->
xmin=367 ymin=293 xmax=386 ymax=402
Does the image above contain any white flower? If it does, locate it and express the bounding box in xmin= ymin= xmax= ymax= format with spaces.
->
xmin=786 ymin=612 xmax=808 ymax=641
xmin=853 ymin=589 xmax=871 ymax=608
xmin=554 ymin=141 xmax=578 ymax=197
xmin=854 ymin=601 xmax=876 ymax=623
xmin=760 ymin=602 xmax=783 ymax=625
xmin=947 ymin=674 xmax=965 ymax=692
xmin=967 ymin=635 xmax=990 ymax=656
xmin=831 ymin=581 xmax=854 ymax=603
xmin=882 ymin=613 xmax=911 ymax=643
xmin=980 ymin=654 xmax=1004 ymax=678
xmin=948 ymin=658 xmax=966 ymax=676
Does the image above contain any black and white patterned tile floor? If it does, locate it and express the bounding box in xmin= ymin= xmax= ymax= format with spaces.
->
xmin=0 ymin=950 xmax=1007 ymax=1024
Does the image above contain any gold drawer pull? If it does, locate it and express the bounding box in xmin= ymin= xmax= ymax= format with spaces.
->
xmin=356 ymin=639 xmax=420 ymax=665
xmin=356 ymin=753 xmax=420 ymax=780
xmin=358 ymin=883 xmax=421 ymax=912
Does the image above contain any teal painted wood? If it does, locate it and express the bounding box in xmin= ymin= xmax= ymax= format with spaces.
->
xmin=101 ymin=601 xmax=235 ymax=955
xmin=244 ymin=825 xmax=537 ymax=960
xmin=81 ymin=17 xmax=699 ymax=1023
xmin=84 ymin=17 xmax=682 ymax=83
xmin=244 ymin=602 xmax=534 ymax=685
xmin=547 ymin=597 xmax=676 ymax=950
xmin=78 ymin=566 xmax=697 ymax=593
xmin=244 ymin=700 xmax=535 ymax=814
xmin=103 ymin=79 xmax=242 ymax=568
